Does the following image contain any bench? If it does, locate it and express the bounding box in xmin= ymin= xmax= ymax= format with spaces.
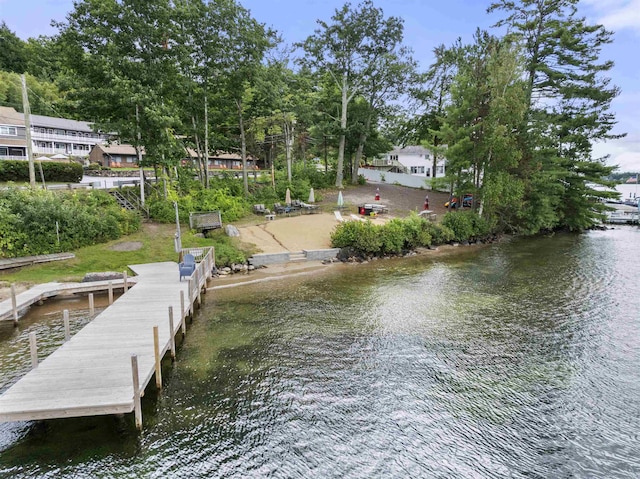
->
xmin=189 ymin=211 xmax=223 ymax=233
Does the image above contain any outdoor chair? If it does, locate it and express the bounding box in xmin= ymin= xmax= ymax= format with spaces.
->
xmin=179 ymin=253 xmax=196 ymax=281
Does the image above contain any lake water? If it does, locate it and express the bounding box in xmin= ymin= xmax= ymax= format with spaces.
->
xmin=1 ymin=228 xmax=639 ymax=478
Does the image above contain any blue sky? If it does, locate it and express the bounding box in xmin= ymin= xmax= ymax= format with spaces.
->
xmin=1 ymin=0 xmax=638 ymax=172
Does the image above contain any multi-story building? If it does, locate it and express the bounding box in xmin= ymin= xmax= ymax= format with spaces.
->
xmin=0 ymin=106 xmax=27 ymax=160
xmin=29 ymin=113 xmax=110 ymax=158
xmin=0 ymin=107 xmax=109 ymax=160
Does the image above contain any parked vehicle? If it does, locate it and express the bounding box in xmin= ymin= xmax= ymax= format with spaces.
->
xmin=445 ymin=194 xmax=473 ymax=208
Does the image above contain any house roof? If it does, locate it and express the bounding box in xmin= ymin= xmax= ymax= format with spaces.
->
xmin=29 ymin=114 xmax=96 ymax=133
xmin=185 ymin=148 xmax=257 ymax=161
xmin=0 ymin=107 xmax=26 ymax=127
xmin=0 ymin=106 xmax=102 ymax=133
xmin=93 ymin=144 xmax=144 ymax=156
xmin=388 ymin=145 xmax=433 ymax=156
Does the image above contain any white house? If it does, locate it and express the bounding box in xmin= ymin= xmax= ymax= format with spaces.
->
xmin=373 ymin=145 xmax=446 ymax=178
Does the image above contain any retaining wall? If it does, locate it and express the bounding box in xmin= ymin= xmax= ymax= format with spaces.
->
xmin=304 ymin=248 xmax=340 ymax=261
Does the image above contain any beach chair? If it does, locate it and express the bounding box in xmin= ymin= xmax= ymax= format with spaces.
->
xmin=334 ymin=210 xmax=346 ymax=222
xmin=179 ymin=253 xmax=196 ymax=281
xmin=350 ymin=214 xmax=366 ymax=222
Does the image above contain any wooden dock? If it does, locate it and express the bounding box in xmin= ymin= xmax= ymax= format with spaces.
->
xmin=0 ymin=277 xmax=136 ymax=323
xmin=0 ymin=248 xmax=214 ymax=429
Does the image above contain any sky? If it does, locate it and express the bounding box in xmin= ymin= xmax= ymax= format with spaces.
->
xmin=1 ymin=0 xmax=639 ymax=172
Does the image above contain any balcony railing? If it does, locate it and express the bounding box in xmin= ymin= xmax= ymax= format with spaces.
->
xmin=33 ymin=146 xmax=90 ymax=157
xmin=31 ymin=131 xmax=107 ymax=144
xmin=0 ymin=155 xmax=27 ymax=160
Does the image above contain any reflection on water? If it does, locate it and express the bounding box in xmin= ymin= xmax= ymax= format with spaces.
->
xmin=1 ymin=228 xmax=639 ymax=478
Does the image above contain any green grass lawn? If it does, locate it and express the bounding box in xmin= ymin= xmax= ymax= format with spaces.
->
xmin=0 ymin=222 xmax=220 ymax=286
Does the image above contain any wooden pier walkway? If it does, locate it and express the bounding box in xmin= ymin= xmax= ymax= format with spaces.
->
xmin=0 ymin=277 xmax=136 ymax=323
xmin=0 ymin=248 xmax=214 ymax=429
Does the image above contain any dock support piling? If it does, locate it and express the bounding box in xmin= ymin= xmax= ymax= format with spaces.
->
xmin=153 ymin=326 xmax=162 ymax=390
xmin=188 ymin=279 xmax=194 ymax=318
xmin=63 ymin=309 xmax=70 ymax=342
xmin=11 ymin=284 xmax=18 ymax=326
xmin=123 ymin=271 xmax=128 ymax=293
xmin=180 ymin=291 xmax=186 ymax=337
xmin=108 ymin=281 xmax=114 ymax=305
xmin=29 ymin=332 xmax=38 ymax=368
xmin=131 ymin=354 xmax=142 ymax=430
xmin=88 ymin=293 xmax=95 ymax=316
xmin=168 ymin=307 xmax=176 ymax=360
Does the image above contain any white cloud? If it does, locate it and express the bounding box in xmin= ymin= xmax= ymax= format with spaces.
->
xmin=583 ymin=0 xmax=640 ymax=33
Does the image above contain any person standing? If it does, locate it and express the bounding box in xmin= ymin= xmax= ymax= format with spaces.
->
xmin=424 ymin=195 xmax=429 ymax=210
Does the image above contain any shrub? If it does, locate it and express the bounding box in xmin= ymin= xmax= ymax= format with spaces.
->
xmin=424 ymin=222 xmax=454 ymax=245
xmin=206 ymin=231 xmax=247 ymax=267
xmin=0 ymin=188 xmax=141 ymax=258
xmin=441 ymin=211 xmax=476 ymax=242
xmin=331 ymin=220 xmax=382 ymax=255
xmin=0 ymin=160 xmax=83 ymax=183
xmin=379 ymin=219 xmax=405 ymax=255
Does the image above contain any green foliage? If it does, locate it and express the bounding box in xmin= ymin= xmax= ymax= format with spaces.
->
xmin=207 ymin=231 xmax=247 ymax=267
xmin=0 ymin=160 xmax=83 ymax=182
xmin=423 ymin=221 xmax=455 ymax=245
xmin=331 ymin=214 xmax=472 ymax=257
xmin=441 ymin=211 xmax=490 ymax=242
xmin=0 ymin=188 xmax=141 ymax=258
xmin=331 ymin=220 xmax=382 ymax=254
xmin=379 ymin=218 xmax=405 ymax=254
xmin=148 ymin=186 xmax=250 ymax=224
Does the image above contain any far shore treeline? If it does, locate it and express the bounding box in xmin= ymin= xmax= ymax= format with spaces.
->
xmin=0 ymin=0 xmax=625 ymax=260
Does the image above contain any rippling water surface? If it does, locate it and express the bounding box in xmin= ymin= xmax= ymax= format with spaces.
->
xmin=1 ymin=228 xmax=639 ymax=478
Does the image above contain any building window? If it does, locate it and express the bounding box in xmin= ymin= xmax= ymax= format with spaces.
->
xmin=0 ymin=126 xmax=17 ymax=136
xmin=410 ymin=166 xmax=425 ymax=174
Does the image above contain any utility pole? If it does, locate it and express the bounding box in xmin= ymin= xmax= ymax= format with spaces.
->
xmin=21 ymin=74 xmax=36 ymax=188
xmin=324 ymin=134 xmax=328 ymax=173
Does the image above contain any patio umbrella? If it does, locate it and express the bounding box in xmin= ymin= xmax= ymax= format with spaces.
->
xmin=51 ymin=153 xmax=69 ymax=160
xmin=285 ymin=187 xmax=291 ymax=205
xmin=337 ymin=190 xmax=344 ymax=208
xmin=36 ymin=156 xmax=49 ymax=161
xmin=308 ymin=188 xmax=315 ymax=203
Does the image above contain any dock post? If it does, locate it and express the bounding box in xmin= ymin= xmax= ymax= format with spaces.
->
xmin=108 ymin=281 xmax=114 ymax=305
xmin=88 ymin=293 xmax=95 ymax=316
xmin=180 ymin=291 xmax=186 ymax=337
xmin=196 ymin=269 xmax=202 ymax=306
xmin=188 ymin=279 xmax=194 ymax=318
xmin=63 ymin=309 xmax=70 ymax=342
xmin=29 ymin=332 xmax=38 ymax=368
xmin=131 ymin=354 xmax=142 ymax=430
xmin=11 ymin=284 xmax=18 ymax=326
xmin=153 ymin=326 xmax=162 ymax=390
xmin=168 ymin=306 xmax=176 ymax=360
xmin=123 ymin=271 xmax=128 ymax=293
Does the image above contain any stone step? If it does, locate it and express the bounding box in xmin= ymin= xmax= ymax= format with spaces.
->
xmin=289 ymin=252 xmax=307 ymax=262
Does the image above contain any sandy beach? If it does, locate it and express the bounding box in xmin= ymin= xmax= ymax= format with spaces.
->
xmin=236 ymin=183 xmax=451 ymax=254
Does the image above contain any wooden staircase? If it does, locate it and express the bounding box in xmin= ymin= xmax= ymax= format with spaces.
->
xmin=109 ymin=188 xmax=150 ymax=217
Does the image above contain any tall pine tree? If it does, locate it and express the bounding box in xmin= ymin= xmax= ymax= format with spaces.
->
xmin=489 ymin=0 xmax=623 ymax=231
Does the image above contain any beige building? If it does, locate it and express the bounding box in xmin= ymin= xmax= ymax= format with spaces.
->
xmin=0 ymin=106 xmax=27 ymax=160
